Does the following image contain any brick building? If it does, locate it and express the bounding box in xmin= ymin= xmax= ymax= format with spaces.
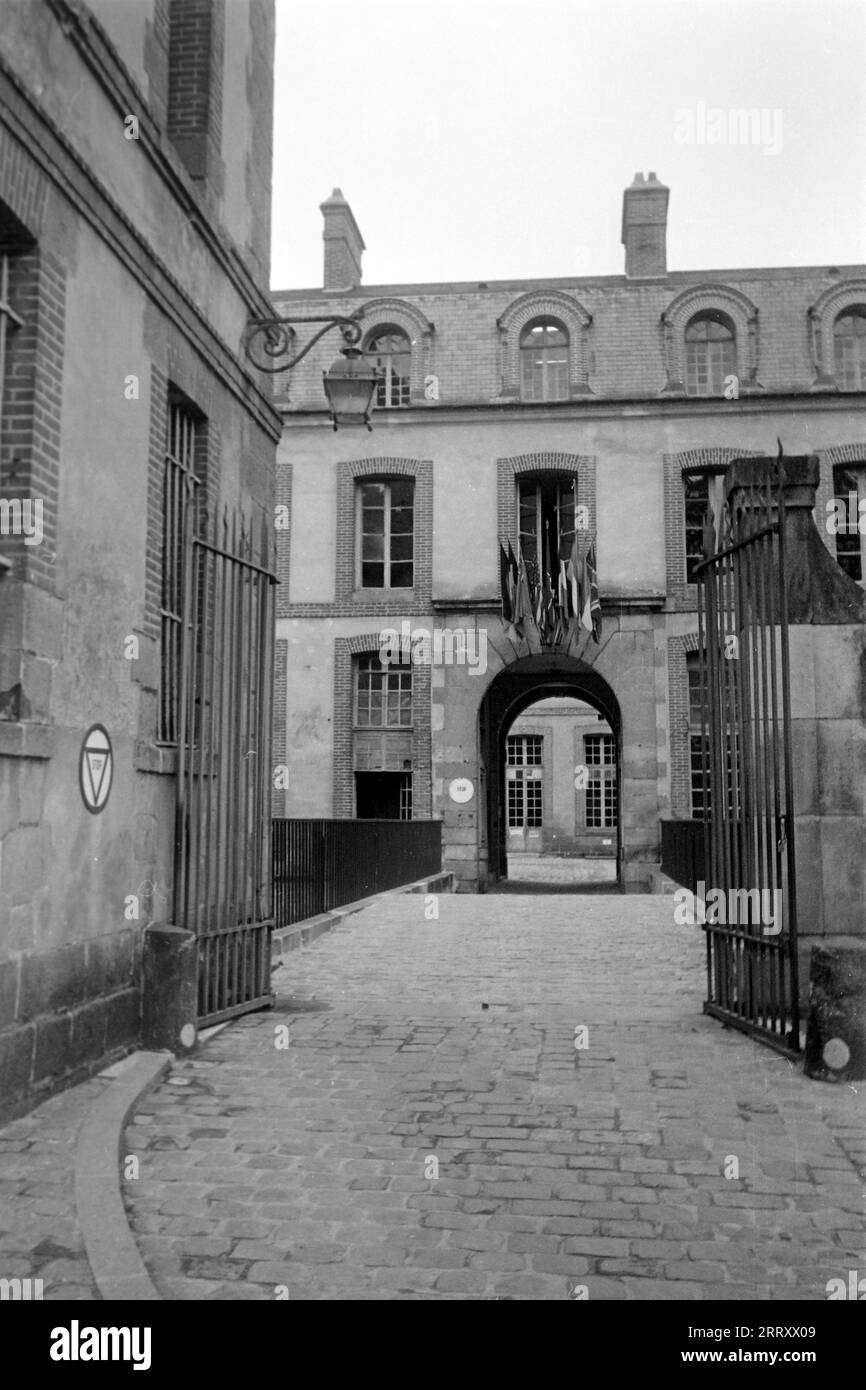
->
xmin=0 ymin=0 xmax=279 ymax=1119
xmin=271 ymin=176 xmax=866 ymax=894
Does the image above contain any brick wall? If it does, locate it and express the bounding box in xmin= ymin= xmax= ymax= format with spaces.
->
xmin=272 ymin=266 xmax=866 ymax=413
xmin=166 ymin=0 xmax=226 ymax=195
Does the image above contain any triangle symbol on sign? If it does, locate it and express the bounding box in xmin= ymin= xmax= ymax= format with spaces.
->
xmin=86 ymin=750 xmax=108 ymax=805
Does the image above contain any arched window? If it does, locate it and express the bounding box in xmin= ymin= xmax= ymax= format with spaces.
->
xmin=833 ymin=309 xmax=866 ymax=390
xmin=684 ymin=312 xmax=736 ymax=395
xmin=365 ymin=327 xmax=411 ymax=407
xmin=519 ymin=319 xmax=569 ymax=401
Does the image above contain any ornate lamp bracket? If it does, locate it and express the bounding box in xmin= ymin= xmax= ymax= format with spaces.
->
xmin=244 ymin=312 xmax=365 ymax=374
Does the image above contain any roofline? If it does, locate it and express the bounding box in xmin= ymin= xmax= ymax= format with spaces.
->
xmin=270 ymin=264 xmax=866 ymax=300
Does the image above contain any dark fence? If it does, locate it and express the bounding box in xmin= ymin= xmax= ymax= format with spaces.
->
xmin=272 ymin=819 xmax=443 ymax=928
xmin=659 ymin=819 xmax=705 ymax=892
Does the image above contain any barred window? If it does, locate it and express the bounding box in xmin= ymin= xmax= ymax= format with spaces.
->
xmin=366 ymin=327 xmax=411 ymax=408
xmin=520 ymin=319 xmax=569 ymax=402
xmin=685 ymin=313 xmax=736 ymax=396
xmin=159 ymin=392 xmax=206 ymax=745
xmin=358 ymin=477 xmax=414 ymax=588
xmin=583 ymin=732 xmax=616 ymax=829
xmin=833 ymin=310 xmax=866 ymax=390
xmin=355 ymin=655 xmax=412 ymax=728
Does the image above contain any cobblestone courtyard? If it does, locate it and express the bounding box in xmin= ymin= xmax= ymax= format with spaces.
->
xmin=114 ymin=892 xmax=865 ymax=1301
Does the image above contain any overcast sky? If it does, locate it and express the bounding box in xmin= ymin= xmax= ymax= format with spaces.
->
xmin=269 ymin=0 xmax=866 ymax=292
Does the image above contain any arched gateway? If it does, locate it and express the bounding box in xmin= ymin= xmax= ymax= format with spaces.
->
xmin=478 ymin=654 xmax=623 ymax=888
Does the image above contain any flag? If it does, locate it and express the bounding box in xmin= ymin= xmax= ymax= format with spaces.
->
xmin=701 ymin=504 xmax=715 ymax=562
xmin=499 ymin=542 xmax=513 ymax=623
xmin=586 ymin=540 xmax=602 ymax=642
xmin=568 ymin=530 xmax=582 ymax=637
xmin=541 ymin=525 xmax=555 ymax=643
xmin=515 ymin=554 xmax=537 ymax=640
xmin=574 ymin=534 xmax=592 ymax=633
xmin=506 ymin=541 xmax=519 ymax=615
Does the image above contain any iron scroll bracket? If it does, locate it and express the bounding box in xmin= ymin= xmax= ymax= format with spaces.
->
xmin=244 ymin=312 xmax=365 ymax=374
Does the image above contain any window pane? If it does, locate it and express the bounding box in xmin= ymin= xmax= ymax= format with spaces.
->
xmin=390 ymin=533 xmax=413 ymax=562
xmin=362 ymin=533 xmax=384 ymax=562
xmin=390 ymin=562 xmax=414 ymax=588
xmin=362 ymin=562 xmax=384 ymax=587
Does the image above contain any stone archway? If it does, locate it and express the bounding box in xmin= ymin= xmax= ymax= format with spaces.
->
xmin=478 ymin=653 xmax=623 ymax=888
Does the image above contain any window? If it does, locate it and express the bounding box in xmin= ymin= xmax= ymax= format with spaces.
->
xmin=683 ymin=469 xmax=726 ymax=583
xmin=685 ymin=313 xmax=736 ymax=395
xmin=583 ymin=733 xmax=617 ymax=829
xmin=355 ymin=655 xmax=412 ymax=728
xmin=687 ymin=653 xmax=737 ymax=819
xmin=518 ymin=476 xmax=577 ymax=572
xmin=366 ymin=328 xmax=411 ymax=407
xmin=833 ymin=311 xmax=866 ymax=390
xmin=831 ymin=463 xmax=866 ymax=581
xmin=520 ymin=319 xmax=569 ymax=401
xmin=159 ymin=393 xmax=206 ymax=745
xmin=358 ymin=478 xmax=414 ymax=589
xmin=355 ymin=770 xmax=412 ymax=819
xmin=0 ymin=251 xmax=23 ymax=443
xmin=506 ymin=734 xmax=543 ymax=828
xmin=507 ymin=734 xmax=543 ymax=765
xmin=688 ymin=657 xmax=707 ymax=819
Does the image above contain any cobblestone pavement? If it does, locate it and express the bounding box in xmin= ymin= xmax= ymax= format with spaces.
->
xmin=0 ymin=1080 xmax=104 ymax=1300
xmin=122 ymin=893 xmax=866 ymax=1301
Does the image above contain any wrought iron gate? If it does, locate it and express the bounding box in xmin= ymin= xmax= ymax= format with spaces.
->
xmin=694 ymin=457 xmax=800 ymax=1056
xmin=175 ymin=502 xmax=277 ymax=1026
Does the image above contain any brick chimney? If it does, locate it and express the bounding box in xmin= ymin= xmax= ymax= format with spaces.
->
xmin=320 ymin=188 xmax=365 ymax=291
xmin=621 ymin=171 xmax=669 ymax=278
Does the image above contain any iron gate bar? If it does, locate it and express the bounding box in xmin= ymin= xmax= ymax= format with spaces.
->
xmin=693 ymin=458 xmax=800 ymax=1057
xmin=175 ymin=503 xmax=276 ymax=1028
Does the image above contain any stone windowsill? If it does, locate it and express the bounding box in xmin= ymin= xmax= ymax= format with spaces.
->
xmin=0 ymin=721 xmax=55 ymax=759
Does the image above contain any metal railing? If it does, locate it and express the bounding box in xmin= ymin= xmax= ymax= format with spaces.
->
xmin=659 ymin=818 xmax=705 ymax=892
xmin=272 ymin=819 xmax=443 ymax=927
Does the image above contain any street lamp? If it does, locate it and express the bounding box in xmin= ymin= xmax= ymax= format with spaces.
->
xmin=243 ymin=312 xmax=380 ymax=430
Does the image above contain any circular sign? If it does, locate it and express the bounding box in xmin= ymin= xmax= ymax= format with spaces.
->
xmin=823 ymin=1037 xmax=850 ymax=1071
xmin=449 ymin=777 xmax=474 ymax=804
xmin=79 ymin=724 xmax=113 ymax=814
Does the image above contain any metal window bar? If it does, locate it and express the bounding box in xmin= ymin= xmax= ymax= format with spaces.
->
xmin=160 ymin=403 xmax=202 ymax=745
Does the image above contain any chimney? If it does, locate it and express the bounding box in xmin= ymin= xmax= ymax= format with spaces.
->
xmin=621 ymin=171 xmax=669 ymax=278
xmin=320 ymin=188 xmax=365 ymax=291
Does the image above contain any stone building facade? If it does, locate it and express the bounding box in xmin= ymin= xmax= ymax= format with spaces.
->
xmin=0 ymin=0 xmax=279 ymax=1119
xmin=507 ymin=699 xmax=617 ymax=858
xmin=272 ymin=177 xmax=866 ymax=895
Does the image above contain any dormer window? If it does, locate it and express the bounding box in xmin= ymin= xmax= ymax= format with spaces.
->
xmin=685 ymin=312 xmax=736 ymax=395
xmin=520 ymin=319 xmax=569 ymax=401
xmin=365 ymin=327 xmax=411 ymax=407
xmin=833 ymin=309 xmax=866 ymax=390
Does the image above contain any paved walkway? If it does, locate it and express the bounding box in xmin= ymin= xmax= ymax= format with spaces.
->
xmin=114 ymin=893 xmax=865 ymax=1301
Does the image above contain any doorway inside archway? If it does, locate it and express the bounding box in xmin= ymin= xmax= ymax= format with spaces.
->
xmin=478 ymin=654 xmax=622 ymax=893
xmin=503 ymin=695 xmax=617 ymax=892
